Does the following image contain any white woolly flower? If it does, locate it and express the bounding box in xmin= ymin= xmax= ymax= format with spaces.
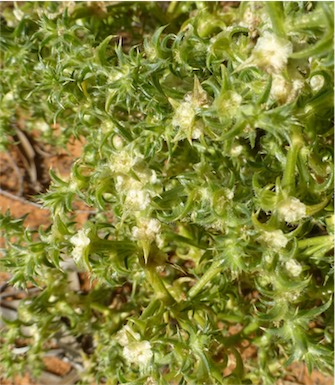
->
xmin=144 ymin=377 xmax=157 ymax=385
xmin=132 ymin=218 xmax=161 ymax=241
xmin=230 ymin=92 xmax=243 ymax=106
xmin=199 ymin=187 xmax=211 ymax=201
xmin=70 ymin=228 xmax=91 ymax=263
xmin=110 ymin=150 xmax=139 ymax=174
xmin=172 ymin=93 xmax=207 ymax=140
xmin=137 ymin=169 xmax=159 ymax=185
xmin=2 ymin=91 xmax=15 ymax=103
xmin=270 ymin=74 xmax=291 ymax=103
xmin=112 ymin=135 xmax=124 ymax=149
xmin=156 ymin=233 xmax=165 ymax=249
xmin=149 ymin=170 xmax=158 ymax=184
xmin=242 ymin=9 xmax=257 ymax=30
xmin=115 ymin=175 xmax=128 ymax=193
xmin=115 ymin=174 xmax=158 ymax=211
xmin=287 ymin=79 xmax=304 ymax=103
xmin=108 ymin=70 xmax=123 ymax=83
xmin=260 ymin=230 xmax=288 ymax=251
xmin=192 ymin=127 xmax=202 ymax=139
xmin=216 ymin=91 xmax=242 ymax=117
xmin=240 ymin=4 xmax=271 ymax=36
xmin=278 ymin=197 xmax=307 ymax=223
xmin=35 ymin=120 xmax=50 ymax=133
xmin=123 ymin=340 xmax=153 ymax=368
xmin=126 ymin=183 xmax=151 ymax=211
xmin=285 ymin=259 xmax=302 ymax=277
xmin=231 ymin=145 xmax=243 ymax=157
xmin=116 ymin=325 xmax=140 ymax=346
xmin=247 ymin=32 xmax=292 ymax=73
xmin=172 ymin=98 xmax=196 ymax=131
xmin=310 ymin=75 xmax=324 ymax=92
xmin=116 ymin=326 xmax=153 ymax=368
xmin=224 ymin=188 xmax=234 ymax=200
xmin=68 ymin=176 xmax=79 ymax=192
xmin=101 ymin=121 xmax=115 ymax=134
xmin=13 ymin=8 xmax=24 ymax=21
xmin=206 ymin=220 xmax=224 ymax=232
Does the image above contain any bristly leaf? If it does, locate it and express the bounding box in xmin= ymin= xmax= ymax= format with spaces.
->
xmin=0 ymin=2 xmax=333 ymax=384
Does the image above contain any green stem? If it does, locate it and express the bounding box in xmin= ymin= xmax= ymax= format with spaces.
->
xmin=145 ymin=267 xmax=176 ymax=305
xmin=306 ymin=197 xmax=329 ymax=216
xmin=188 ymin=259 xmax=225 ymax=299
xmin=91 ymin=239 xmax=137 ymax=254
xmin=90 ymin=302 xmax=110 ymax=316
xmin=167 ymin=1 xmax=178 ymax=16
xmin=298 ymin=235 xmax=333 ymax=249
xmin=290 ymin=35 xmax=333 ymax=60
xmin=281 ymin=134 xmax=303 ymax=195
xmin=266 ymin=2 xmax=286 ymax=38
xmin=140 ymin=299 xmax=161 ymax=320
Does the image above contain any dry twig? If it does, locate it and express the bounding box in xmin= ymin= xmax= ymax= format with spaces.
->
xmin=0 ymin=188 xmax=97 ymax=214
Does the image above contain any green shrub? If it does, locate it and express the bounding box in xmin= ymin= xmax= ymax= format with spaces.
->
xmin=1 ymin=2 xmax=333 ymax=384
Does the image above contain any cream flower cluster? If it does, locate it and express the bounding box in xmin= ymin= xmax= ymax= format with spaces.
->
xmin=132 ymin=218 xmax=161 ymax=242
xmin=309 ymin=75 xmax=324 ymax=92
xmin=116 ymin=325 xmax=153 ymax=369
xmin=172 ymin=95 xmax=196 ymax=131
xmin=240 ymin=3 xmax=271 ymax=36
xmin=172 ymin=94 xmax=204 ymax=140
xmin=277 ymin=197 xmax=307 ymax=223
xmin=123 ymin=341 xmax=153 ymax=368
xmin=110 ymin=150 xmax=139 ymax=174
xmin=171 ymin=78 xmax=208 ymax=141
xmin=115 ymin=175 xmax=154 ymax=211
xmin=241 ymin=32 xmax=292 ymax=74
xmin=252 ymin=32 xmax=292 ymax=73
xmin=113 ymin=153 xmax=159 ymax=212
xmin=270 ymin=75 xmax=304 ymax=104
xmin=70 ymin=228 xmax=91 ymax=263
xmin=217 ymin=91 xmax=242 ymax=118
xmin=126 ymin=183 xmax=151 ymax=211
xmin=285 ymin=259 xmax=302 ymax=277
xmin=259 ymin=230 xmax=288 ymax=251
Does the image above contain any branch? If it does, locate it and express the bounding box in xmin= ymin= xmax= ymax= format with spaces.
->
xmin=0 ymin=189 xmax=96 ymax=214
xmin=0 ymin=188 xmax=46 ymax=209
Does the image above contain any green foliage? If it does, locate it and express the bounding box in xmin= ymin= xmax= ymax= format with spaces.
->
xmin=0 ymin=2 xmax=334 ymax=384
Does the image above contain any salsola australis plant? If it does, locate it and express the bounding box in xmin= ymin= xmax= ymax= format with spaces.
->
xmin=0 ymin=2 xmax=334 ymax=384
